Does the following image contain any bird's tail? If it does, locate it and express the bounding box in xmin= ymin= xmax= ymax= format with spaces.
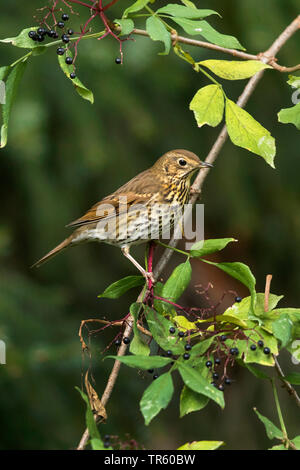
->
xmin=31 ymin=236 xmax=73 ymax=268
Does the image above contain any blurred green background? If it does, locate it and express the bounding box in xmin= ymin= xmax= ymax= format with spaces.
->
xmin=0 ymin=0 xmax=299 ymax=450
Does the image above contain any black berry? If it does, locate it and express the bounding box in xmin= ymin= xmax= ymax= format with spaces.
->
xmin=28 ymin=30 xmax=37 ymax=40
xmin=52 ymin=31 xmax=59 ymax=39
xmin=214 ymin=358 xmax=221 ymax=365
xmin=206 ymin=360 xmax=212 ymax=368
xmin=114 ymin=339 xmax=121 ymax=347
xmin=183 ymin=353 xmax=190 ymax=360
xmin=70 ymin=72 xmax=76 ymax=79
xmin=169 ymin=327 xmax=176 ymax=334
xmin=211 ymin=382 xmax=217 ymax=388
xmin=57 ymin=21 xmax=65 ymax=28
xmin=213 ymin=372 xmax=219 ymax=380
xmin=67 ymin=29 xmax=74 ymax=35
xmin=258 ymin=340 xmax=264 ymax=348
xmin=166 ymin=350 xmax=173 ymax=357
xmin=104 ymin=434 xmax=110 ymax=441
xmin=104 ymin=441 xmax=110 ymax=448
xmin=115 ymin=57 xmax=122 ymax=64
xmin=57 ymin=47 xmax=65 ymax=55
xmin=37 ymin=35 xmax=45 ymax=43
xmin=218 ymin=384 xmax=225 ymax=391
xmin=147 ymin=369 xmax=154 ymax=374
xmin=263 ymin=347 xmax=271 ymax=355
xmin=220 ymin=335 xmax=227 ymax=342
xmin=235 ymin=296 xmax=242 ymax=302
xmin=62 ymin=13 xmax=69 ymax=21
xmin=250 ymin=344 xmax=257 ymax=351
xmin=153 ymin=374 xmax=159 ymax=380
xmin=65 ymin=56 xmax=73 ymax=65
xmin=178 ymin=331 xmax=185 ymax=338
xmin=185 ymin=344 xmax=192 ymax=351
xmin=230 ymin=347 xmax=239 ymax=356
xmin=123 ymin=337 xmax=130 ymax=345
xmin=62 ymin=34 xmax=70 ymax=44
xmin=37 ymin=27 xmax=47 ymax=36
xmin=225 ymin=378 xmax=232 ymax=385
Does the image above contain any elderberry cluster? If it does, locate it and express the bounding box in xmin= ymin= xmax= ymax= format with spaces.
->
xmin=28 ymin=13 xmax=76 ymax=79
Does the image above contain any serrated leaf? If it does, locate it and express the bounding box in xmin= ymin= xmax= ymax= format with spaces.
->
xmin=58 ymin=52 xmax=94 ymax=104
xmin=278 ymin=103 xmax=300 ymax=130
xmin=114 ymin=18 xmax=135 ymax=35
xmin=189 ymin=85 xmax=224 ymax=128
xmin=254 ymin=408 xmax=284 ymax=440
xmin=225 ymin=98 xmax=276 ymax=167
xmin=145 ymin=307 xmax=186 ymax=354
xmin=283 ymin=372 xmax=300 ymax=385
xmin=98 ymin=275 xmax=144 ymax=299
xmin=0 ymin=59 xmax=28 ymax=148
xmin=190 ymin=237 xmax=236 ymax=257
xmin=162 ymin=259 xmax=192 ymax=302
xmin=170 ymin=18 xmax=245 ymax=50
xmin=130 ymin=302 xmax=150 ymax=356
xmin=0 ymin=27 xmax=41 ymax=49
xmin=178 ymin=362 xmax=225 ymax=408
xmin=180 ymin=385 xmax=209 ymax=417
xmin=178 ymin=440 xmax=224 ymax=450
xmin=272 ymin=314 xmax=293 ymax=347
xmin=140 ymin=372 xmax=174 ymax=425
xmin=202 ymin=259 xmax=256 ymax=312
xmin=157 ymin=5 xmax=219 ymax=19
xmin=199 ymin=60 xmax=271 ymax=80
xmin=106 ymin=354 xmax=173 ymax=369
xmin=123 ymin=0 xmax=151 ymax=18
xmin=146 ymin=16 xmax=171 ymax=55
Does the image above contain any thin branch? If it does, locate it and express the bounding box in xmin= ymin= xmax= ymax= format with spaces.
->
xmin=264 ymin=274 xmax=273 ymax=312
xmin=274 ymin=356 xmax=300 ymax=409
xmin=76 ymin=15 xmax=300 ymax=450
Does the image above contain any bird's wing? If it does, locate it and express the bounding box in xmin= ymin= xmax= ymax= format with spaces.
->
xmin=66 ymin=191 xmax=157 ymax=228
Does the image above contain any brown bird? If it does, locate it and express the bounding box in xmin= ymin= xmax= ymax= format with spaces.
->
xmin=32 ymin=149 xmax=212 ymax=280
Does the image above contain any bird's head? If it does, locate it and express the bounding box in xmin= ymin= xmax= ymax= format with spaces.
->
xmin=153 ymin=149 xmax=212 ymax=181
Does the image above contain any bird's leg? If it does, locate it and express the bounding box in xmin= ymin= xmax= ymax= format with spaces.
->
xmin=121 ymin=246 xmax=155 ymax=285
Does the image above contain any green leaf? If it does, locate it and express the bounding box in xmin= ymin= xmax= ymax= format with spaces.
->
xmin=75 ymin=387 xmax=102 ymax=442
xmin=272 ymin=314 xmax=293 ymax=347
xmin=243 ymin=362 xmax=270 ymax=380
xmin=283 ymin=372 xmax=300 ymax=385
xmin=190 ymin=237 xmax=236 ymax=257
xmin=140 ymin=372 xmax=174 ymax=425
xmin=123 ymin=0 xmax=151 ymax=18
xmin=269 ymin=444 xmax=287 ymax=450
xmin=180 ymin=0 xmax=197 ymax=8
xmin=157 ymin=5 xmax=219 ymax=19
xmin=189 ymin=336 xmax=215 ymax=358
xmin=291 ymin=436 xmax=300 ymax=450
xmin=287 ymin=75 xmax=300 ymax=88
xmin=189 ymin=85 xmax=224 ymax=128
xmin=0 ymin=59 xmax=28 ymax=149
xmin=146 ymin=16 xmax=171 ymax=55
xmin=114 ymin=18 xmax=135 ymax=35
xmin=202 ymin=259 xmax=256 ymax=312
xmin=130 ymin=303 xmax=150 ymax=356
xmin=170 ymin=18 xmax=245 ymax=50
xmin=225 ymin=328 xmax=278 ymax=366
xmin=162 ymin=259 xmax=192 ymax=302
xmin=178 ymin=362 xmax=225 ymax=408
xmin=180 ymin=385 xmax=209 ymax=417
xmin=199 ymin=60 xmax=271 ymax=80
xmin=57 ymin=52 xmax=94 ymax=104
xmin=145 ymin=307 xmax=186 ymax=354
xmin=106 ymin=354 xmax=173 ymax=369
xmin=98 ymin=275 xmax=144 ymax=299
xmin=0 ymin=27 xmax=42 ymax=49
xmin=0 ymin=66 xmax=10 ymax=81
xmin=225 ymin=98 xmax=276 ymax=167
xmin=278 ymin=103 xmax=300 ymax=130
xmin=178 ymin=440 xmax=224 ymax=450
xmin=254 ymin=408 xmax=284 ymax=440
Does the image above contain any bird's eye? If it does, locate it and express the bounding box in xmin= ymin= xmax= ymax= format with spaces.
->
xmin=178 ymin=158 xmax=187 ymax=167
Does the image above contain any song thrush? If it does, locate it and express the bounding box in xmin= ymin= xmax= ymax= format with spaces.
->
xmin=33 ymin=149 xmax=212 ymax=280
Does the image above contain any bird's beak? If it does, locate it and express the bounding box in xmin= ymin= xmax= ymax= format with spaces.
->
xmin=200 ymin=161 xmax=213 ymax=168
